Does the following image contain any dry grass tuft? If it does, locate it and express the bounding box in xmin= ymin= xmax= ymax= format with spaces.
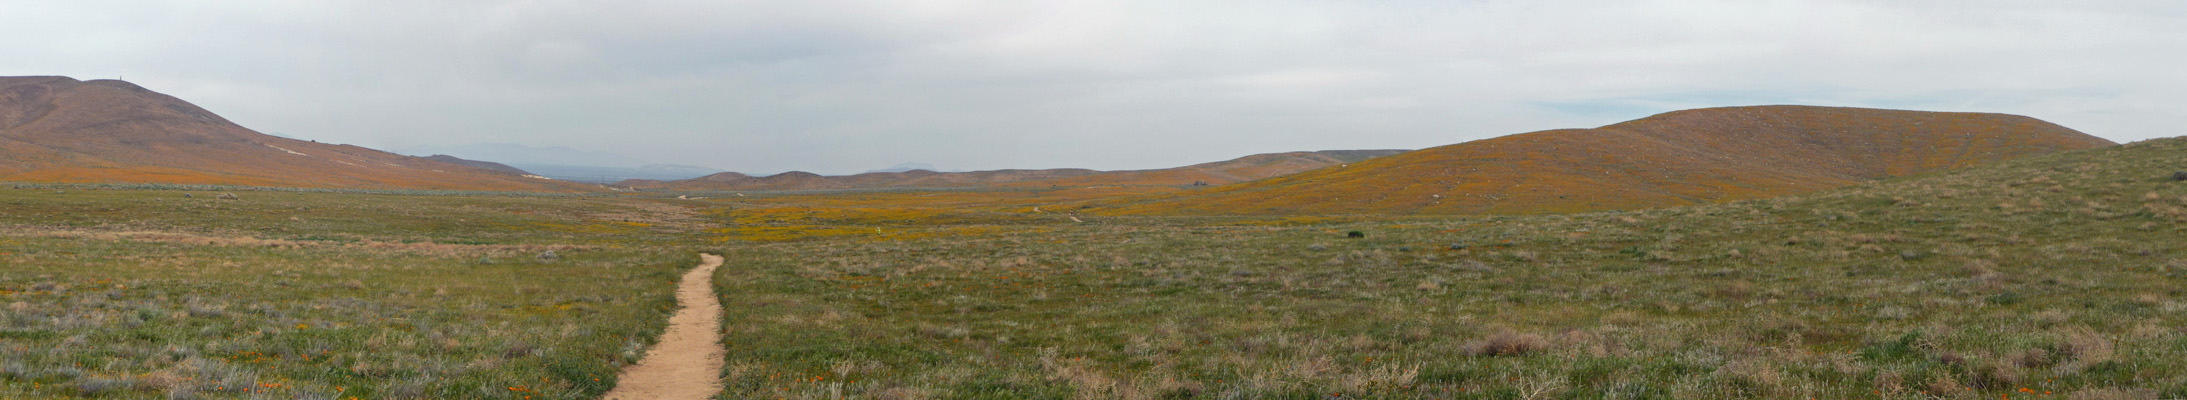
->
xmin=2057 ymin=328 xmax=2115 ymax=367
xmin=1924 ymin=373 xmax=1965 ymax=397
xmin=871 ymin=386 xmax=931 ymax=400
xmin=2068 ymin=387 xmax=2156 ymax=400
xmin=2011 ymin=348 xmax=2054 ymax=368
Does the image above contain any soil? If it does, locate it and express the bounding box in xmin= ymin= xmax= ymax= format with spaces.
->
xmin=601 ymin=254 xmax=725 ymax=400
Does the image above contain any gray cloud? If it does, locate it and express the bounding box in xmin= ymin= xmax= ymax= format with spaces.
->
xmin=4 ymin=0 xmax=2182 ymax=174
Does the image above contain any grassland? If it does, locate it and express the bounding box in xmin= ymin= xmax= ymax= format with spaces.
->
xmin=701 ymin=137 xmax=2187 ymax=399
xmin=1085 ymin=106 xmax=2113 ymax=216
xmin=1 ymin=137 xmax=2182 ymax=399
xmin=0 ymin=189 xmax=707 ymax=399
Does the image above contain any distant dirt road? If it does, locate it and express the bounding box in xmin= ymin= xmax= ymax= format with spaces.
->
xmin=603 ymin=254 xmax=725 ymax=400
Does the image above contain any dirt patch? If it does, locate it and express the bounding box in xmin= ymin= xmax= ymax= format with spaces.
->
xmin=602 ymin=253 xmax=725 ymax=400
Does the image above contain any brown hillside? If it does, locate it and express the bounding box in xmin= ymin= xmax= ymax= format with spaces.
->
xmin=1090 ymin=105 xmax=2114 ymax=215
xmin=0 ymin=76 xmax=591 ymax=191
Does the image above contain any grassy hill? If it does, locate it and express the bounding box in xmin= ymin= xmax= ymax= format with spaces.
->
xmin=1091 ymin=106 xmax=2114 ymax=215
xmin=0 ymin=76 xmax=590 ymax=191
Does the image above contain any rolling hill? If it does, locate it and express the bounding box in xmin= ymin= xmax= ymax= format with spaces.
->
xmin=619 ymin=150 xmax=1407 ymax=191
xmin=421 ymin=154 xmax=535 ymax=176
xmin=1089 ymin=105 xmax=2115 ymax=215
xmin=1003 ymin=150 xmax=1406 ymax=187
xmin=0 ymin=76 xmax=589 ymax=191
xmin=618 ymin=168 xmax=1102 ymax=191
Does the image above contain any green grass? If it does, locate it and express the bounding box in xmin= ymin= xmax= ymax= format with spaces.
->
xmin=702 ymin=138 xmax=2187 ymax=399
xmin=0 ymin=190 xmax=707 ymax=399
xmin=2 ymin=137 xmax=2183 ymax=399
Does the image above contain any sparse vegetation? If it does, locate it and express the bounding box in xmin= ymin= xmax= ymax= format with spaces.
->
xmin=699 ymin=137 xmax=2187 ymax=398
xmin=3 ymin=134 xmax=2181 ymax=398
xmin=0 ymin=189 xmax=705 ymax=399
xmin=1086 ymin=106 xmax=2114 ymax=216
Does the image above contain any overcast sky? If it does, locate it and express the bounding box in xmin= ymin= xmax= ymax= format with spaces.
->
xmin=4 ymin=0 xmax=2183 ymax=174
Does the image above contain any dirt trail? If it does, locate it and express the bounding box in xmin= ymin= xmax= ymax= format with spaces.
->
xmin=602 ymin=254 xmax=726 ymax=400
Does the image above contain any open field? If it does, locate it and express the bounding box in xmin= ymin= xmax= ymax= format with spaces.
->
xmin=1 ymin=138 xmax=2182 ymax=399
xmin=0 ymin=189 xmax=706 ymax=399
xmin=702 ymin=138 xmax=2187 ymax=399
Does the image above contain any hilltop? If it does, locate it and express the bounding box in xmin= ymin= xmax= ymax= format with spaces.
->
xmin=0 ymin=76 xmax=589 ymax=191
xmin=620 ymin=150 xmax=1406 ymax=191
xmin=1089 ymin=105 xmax=2114 ymax=215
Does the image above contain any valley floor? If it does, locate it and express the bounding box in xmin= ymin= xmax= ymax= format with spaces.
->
xmin=2 ymin=138 xmax=2185 ymax=399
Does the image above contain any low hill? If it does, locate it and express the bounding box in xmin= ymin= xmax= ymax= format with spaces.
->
xmin=1004 ymin=149 xmax=1407 ymax=187
xmin=0 ymin=76 xmax=590 ymax=191
xmin=1089 ymin=105 xmax=2115 ymax=215
xmin=618 ymin=168 xmax=1104 ymax=191
xmin=422 ymin=155 xmax=534 ymax=176
xmin=620 ymin=150 xmax=1406 ymax=191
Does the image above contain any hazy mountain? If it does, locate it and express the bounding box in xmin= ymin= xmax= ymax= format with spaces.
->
xmin=618 ymin=150 xmax=1409 ymax=191
xmin=864 ymin=163 xmax=942 ymax=174
xmin=394 ymin=143 xmax=649 ymax=168
xmin=421 ymin=155 xmax=534 ymax=176
xmin=1006 ymin=149 xmax=1408 ymax=187
xmin=391 ymin=143 xmax=724 ymax=183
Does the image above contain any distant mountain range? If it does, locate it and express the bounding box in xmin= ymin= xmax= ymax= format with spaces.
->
xmin=421 ymin=155 xmax=532 ymax=176
xmin=616 ymin=149 xmax=1409 ymax=191
xmin=0 ymin=75 xmax=1405 ymax=192
xmin=0 ymin=76 xmax=589 ymax=191
xmin=1000 ymin=150 xmax=1404 ymax=188
xmin=0 ymin=75 xmax=2116 ymax=215
xmin=393 ymin=143 xmax=724 ymax=183
xmin=865 ymin=163 xmax=942 ymax=174
xmin=393 ymin=143 xmax=651 ymax=168
xmin=504 ymin=164 xmax=725 ymax=184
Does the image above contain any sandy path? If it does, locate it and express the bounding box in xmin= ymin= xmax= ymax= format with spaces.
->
xmin=603 ymin=253 xmax=726 ymax=400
